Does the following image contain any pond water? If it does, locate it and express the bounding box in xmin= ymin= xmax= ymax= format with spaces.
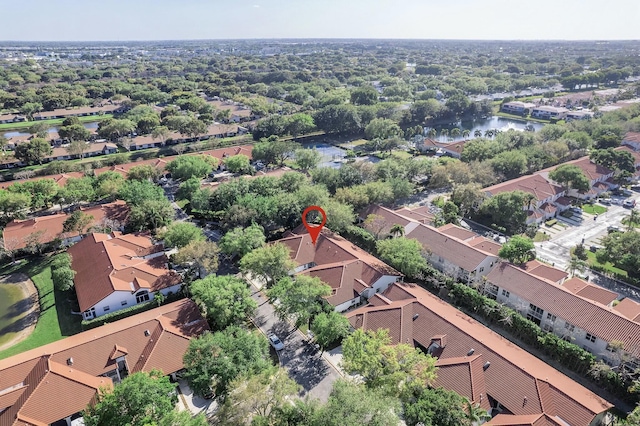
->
xmin=3 ymin=121 xmax=100 ymax=139
xmin=428 ymin=116 xmax=545 ymax=142
xmin=0 ymin=283 xmax=27 ymax=347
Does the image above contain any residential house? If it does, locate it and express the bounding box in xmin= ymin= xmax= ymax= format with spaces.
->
xmin=406 ymin=223 xmax=500 ymax=283
xmin=0 ymin=172 xmax=86 ymax=190
xmin=540 ymin=156 xmax=616 ymax=200
xmin=483 ymin=174 xmax=566 ymax=223
xmin=32 ymin=103 xmax=126 ymax=121
xmin=278 ymin=227 xmax=402 ymax=312
xmin=622 ymin=131 xmax=640 ymax=151
xmin=0 ymin=113 xmax=26 ymax=124
xmin=531 ymin=106 xmax=568 ymax=120
xmin=359 ymin=204 xmax=422 ymax=237
xmin=2 ymin=200 xmax=130 ymax=250
xmin=0 ymin=299 xmax=208 ymax=426
xmin=419 ymin=138 xmax=469 ymax=158
xmin=486 ymin=261 xmax=640 ymax=367
xmin=69 ymin=232 xmax=182 ymax=320
xmin=565 ymin=110 xmax=594 ymax=121
xmin=347 ymin=282 xmax=613 ymax=425
xmin=501 ymin=101 xmax=536 ymax=115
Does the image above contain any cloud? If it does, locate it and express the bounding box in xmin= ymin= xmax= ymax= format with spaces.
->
xmin=253 ymin=4 xmax=260 ymax=7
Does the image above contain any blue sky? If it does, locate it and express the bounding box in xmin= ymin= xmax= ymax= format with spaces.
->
xmin=2 ymin=0 xmax=639 ymax=41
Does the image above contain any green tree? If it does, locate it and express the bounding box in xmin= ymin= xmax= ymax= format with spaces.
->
xmin=219 ymin=223 xmax=266 ymax=259
xmin=151 ymin=125 xmax=171 ymax=146
xmin=479 ymin=190 xmax=531 ymax=234
xmin=0 ymin=190 xmax=31 ymax=218
xmin=401 ymin=386 xmax=473 ymax=426
xmin=52 ymin=266 xmax=75 ymax=291
xmin=318 ymin=380 xmax=401 ymax=426
xmin=252 ymin=140 xmax=301 ymax=167
xmin=214 ymin=367 xmax=300 ymax=425
xmin=58 ymin=123 xmax=91 ymax=142
xmin=129 ymin=198 xmax=175 ymax=231
xmin=14 ymin=138 xmax=52 ymax=165
xmin=182 ymin=327 xmax=270 ymax=397
xmin=364 ymin=118 xmax=403 ymax=141
xmin=128 ymin=164 xmax=162 ymax=182
xmin=267 ymin=275 xmax=332 ymax=328
xmin=490 ymin=150 xmax=527 ymax=180
xmin=295 ymin=148 xmax=322 ymax=173
xmin=66 ymin=140 xmax=89 ymax=159
xmin=311 ymin=311 xmax=351 ymax=352
xmin=190 ymin=275 xmax=257 ymax=330
xmin=376 ymin=237 xmax=427 ymax=279
xmin=224 ymin=154 xmax=251 ymax=174
xmin=240 ymin=243 xmax=295 ymax=286
xmin=549 ymin=164 xmax=590 ymax=192
xmin=161 ymin=222 xmax=204 ymax=248
xmin=83 ymin=370 xmax=177 ymax=426
xmin=350 ymin=85 xmax=379 ymax=105
xmin=62 ymin=211 xmax=94 ymax=234
xmin=313 ymin=104 xmax=362 ymax=135
xmin=60 ymin=177 xmax=96 ymax=206
xmin=286 ymin=113 xmax=316 ymax=139
xmin=28 ymin=122 xmax=49 ymax=138
xmin=173 ymin=240 xmax=219 ymax=278
xmin=342 ymin=328 xmax=437 ymax=394
xmin=451 ymin=183 xmax=485 ymax=217
xmin=176 ymin=176 xmax=201 ymax=201
xmin=118 ymin=180 xmax=165 ymax=206
xmin=498 ymin=235 xmax=536 ymax=264
xmin=166 ymin=155 xmax=218 ymax=181
xmin=597 ymin=231 xmax=640 ymax=279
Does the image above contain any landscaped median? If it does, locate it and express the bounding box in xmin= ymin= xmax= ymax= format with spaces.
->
xmin=0 ymin=257 xmax=82 ymax=360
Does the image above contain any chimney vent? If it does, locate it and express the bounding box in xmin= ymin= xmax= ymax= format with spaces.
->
xmin=144 ymin=329 xmax=150 ymax=337
xmin=467 ymin=349 xmax=475 ymax=356
xmin=67 ymin=358 xmax=73 ymax=366
xmin=483 ymin=361 xmax=491 ymax=370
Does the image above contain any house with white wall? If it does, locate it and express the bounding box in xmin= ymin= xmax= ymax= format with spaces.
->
xmin=278 ymin=227 xmax=402 ymax=312
xmin=501 ymin=101 xmax=536 ymax=115
xmin=485 ymin=261 xmax=640 ymax=368
xmin=69 ymin=232 xmax=182 ymax=320
xmin=406 ymin=223 xmax=500 ymax=284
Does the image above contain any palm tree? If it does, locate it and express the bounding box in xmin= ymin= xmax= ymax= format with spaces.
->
xmin=389 ymin=224 xmax=405 ymax=238
xmin=427 ymin=128 xmax=437 ymax=139
xmin=566 ymin=256 xmax=587 ymax=277
xmin=439 ymin=128 xmax=449 ymax=141
xmin=627 ymin=209 xmax=640 ymax=231
xmin=450 ymin=128 xmax=462 ymax=140
xmin=484 ymin=129 xmax=494 ymax=138
xmin=464 ymin=399 xmax=492 ymax=425
xmin=462 ymin=129 xmax=471 ymax=139
xmin=474 ymin=129 xmax=482 ymax=138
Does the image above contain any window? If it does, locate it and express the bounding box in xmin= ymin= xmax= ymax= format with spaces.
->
xmin=103 ymin=305 xmax=110 ymax=312
xmin=526 ymin=303 xmax=543 ymax=324
xmin=542 ymin=323 xmax=554 ymax=332
xmin=546 ymin=313 xmax=556 ymax=322
xmin=606 ymin=344 xmax=618 ymax=353
xmin=121 ymin=301 xmax=128 ymax=306
xmin=485 ymin=284 xmax=498 ymax=300
xmin=585 ymin=333 xmax=596 ymax=343
xmin=565 ymin=323 xmax=575 ymax=332
xmin=479 ymin=267 xmax=484 ymax=273
xmin=136 ymin=290 xmax=150 ymax=304
xmin=501 ymin=289 xmax=510 ymax=298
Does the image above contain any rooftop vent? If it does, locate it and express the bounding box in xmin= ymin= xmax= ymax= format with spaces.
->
xmin=66 ymin=358 xmax=73 ymax=366
xmin=483 ymin=361 xmax=491 ymax=370
xmin=467 ymin=349 xmax=475 ymax=356
xmin=412 ymin=314 xmax=419 ymax=321
xmin=144 ymin=329 xmax=150 ymax=337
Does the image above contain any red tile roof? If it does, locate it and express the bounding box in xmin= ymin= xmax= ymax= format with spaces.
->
xmin=613 ymin=298 xmax=640 ymax=322
xmin=347 ymin=283 xmax=612 ymax=425
xmin=522 ymin=260 xmax=568 ymax=284
xmin=2 ymin=201 xmax=130 ymax=250
xmin=0 ymin=299 xmax=208 ymax=426
xmin=484 ymin=174 xmax=564 ymax=203
xmin=68 ymin=232 xmax=180 ymax=312
xmin=562 ymin=277 xmax=618 ymax=306
xmin=487 ymin=262 xmax=640 ymax=356
xmin=623 ymin=131 xmax=640 ymax=145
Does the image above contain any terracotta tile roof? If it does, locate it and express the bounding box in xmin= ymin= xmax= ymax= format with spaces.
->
xmin=0 ymin=172 xmax=86 ymax=190
xmin=359 ymin=204 xmax=413 ymax=233
xmin=68 ymin=232 xmax=180 ymax=312
xmin=200 ymin=167 xmax=291 ymax=190
xmin=347 ymin=283 xmax=612 ymax=424
xmin=562 ymin=278 xmax=618 ymax=306
xmin=0 ymin=299 xmax=208 ymax=426
xmin=437 ymin=223 xmax=477 ymax=241
xmin=623 ymin=131 xmax=640 ymax=145
xmin=394 ymin=206 xmax=435 ymax=224
xmin=467 ymin=237 xmax=502 ymax=256
xmin=407 ymin=224 xmax=497 ymax=272
xmin=542 ymin=157 xmax=613 ymax=183
xmin=487 ymin=262 xmax=640 ymax=355
xmin=522 ymin=260 xmax=568 ymax=284
xmin=613 ymin=298 xmax=640 ymax=322
xmin=484 ymin=174 xmax=564 ymax=203
xmin=2 ymin=201 xmax=130 ymax=250
xmin=304 ymin=260 xmax=371 ymax=307
xmin=434 ymin=354 xmax=491 ymax=411
xmin=554 ymin=196 xmax=572 ymax=206
xmin=615 ymin=144 xmax=640 ymax=165
xmin=487 ymin=413 xmax=550 ymax=425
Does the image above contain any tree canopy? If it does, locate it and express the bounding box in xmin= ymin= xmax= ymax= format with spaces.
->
xmin=190 ymin=275 xmax=257 ymax=330
xmin=498 ymin=235 xmax=536 ymax=264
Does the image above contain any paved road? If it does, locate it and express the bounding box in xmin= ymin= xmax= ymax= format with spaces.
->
xmin=249 ymin=285 xmax=340 ymax=403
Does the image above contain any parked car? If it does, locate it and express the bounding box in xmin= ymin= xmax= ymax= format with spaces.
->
xmin=631 ymin=184 xmax=640 ymax=191
xmin=608 ymin=226 xmax=621 ymax=233
xmin=600 ymin=198 xmax=612 ymax=205
xmin=623 ymin=200 xmax=636 ymax=208
xmin=571 ymin=207 xmax=583 ymax=215
xmin=268 ymin=333 xmax=285 ymax=351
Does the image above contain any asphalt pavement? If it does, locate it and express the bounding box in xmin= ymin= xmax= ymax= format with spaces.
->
xmin=249 ymin=284 xmax=341 ymax=403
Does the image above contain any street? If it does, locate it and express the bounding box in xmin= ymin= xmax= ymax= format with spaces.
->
xmin=249 ymin=284 xmax=341 ymax=403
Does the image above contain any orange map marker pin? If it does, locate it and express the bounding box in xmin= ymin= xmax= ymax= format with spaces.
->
xmin=302 ymin=206 xmax=327 ymax=245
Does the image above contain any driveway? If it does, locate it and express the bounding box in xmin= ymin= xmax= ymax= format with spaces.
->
xmin=249 ymin=284 xmax=341 ymax=403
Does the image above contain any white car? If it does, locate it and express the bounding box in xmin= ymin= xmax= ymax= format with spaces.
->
xmin=268 ymin=333 xmax=284 ymax=351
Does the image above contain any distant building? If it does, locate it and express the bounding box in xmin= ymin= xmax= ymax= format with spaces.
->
xmin=501 ymin=101 xmax=536 ymax=115
xmin=531 ymin=106 xmax=568 ymax=120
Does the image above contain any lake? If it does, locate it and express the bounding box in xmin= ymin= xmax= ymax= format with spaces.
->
xmin=0 ymin=283 xmax=27 ymax=347
xmin=428 ymin=116 xmax=545 ymax=142
xmin=299 ymin=142 xmax=347 ymax=169
xmin=3 ymin=121 xmax=100 ymax=139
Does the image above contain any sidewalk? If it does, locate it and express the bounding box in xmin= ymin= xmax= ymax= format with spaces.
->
xmin=175 ymin=378 xmax=218 ymax=417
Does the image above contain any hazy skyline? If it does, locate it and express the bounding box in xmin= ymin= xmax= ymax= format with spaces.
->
xmin=1 ymin=0 xmax=639 ymax=41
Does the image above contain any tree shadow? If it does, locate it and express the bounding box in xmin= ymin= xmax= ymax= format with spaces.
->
xmin=2 ymin=292 xmax=37 ymax=320
xmin=0 ymin=308 xmax=39 ymax=336
xmin=53 ymin=287 xmax=82 ymax=336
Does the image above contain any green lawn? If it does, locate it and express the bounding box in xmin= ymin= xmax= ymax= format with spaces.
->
xmin=582 ymin=204 xmax=607 ymax=215
xmin=0 ymin=114 xmax=113 ymax=131
xmin=585 ymin=251 xmax=628 ymax=278
xmin=0 ymin=257 xmax=82 ymax=360
xmin=533 ymin=232 xmax=551 ymax=242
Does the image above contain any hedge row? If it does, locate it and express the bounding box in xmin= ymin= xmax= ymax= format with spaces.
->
xmin=81 ymin=291 xmax=184 ymax=330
